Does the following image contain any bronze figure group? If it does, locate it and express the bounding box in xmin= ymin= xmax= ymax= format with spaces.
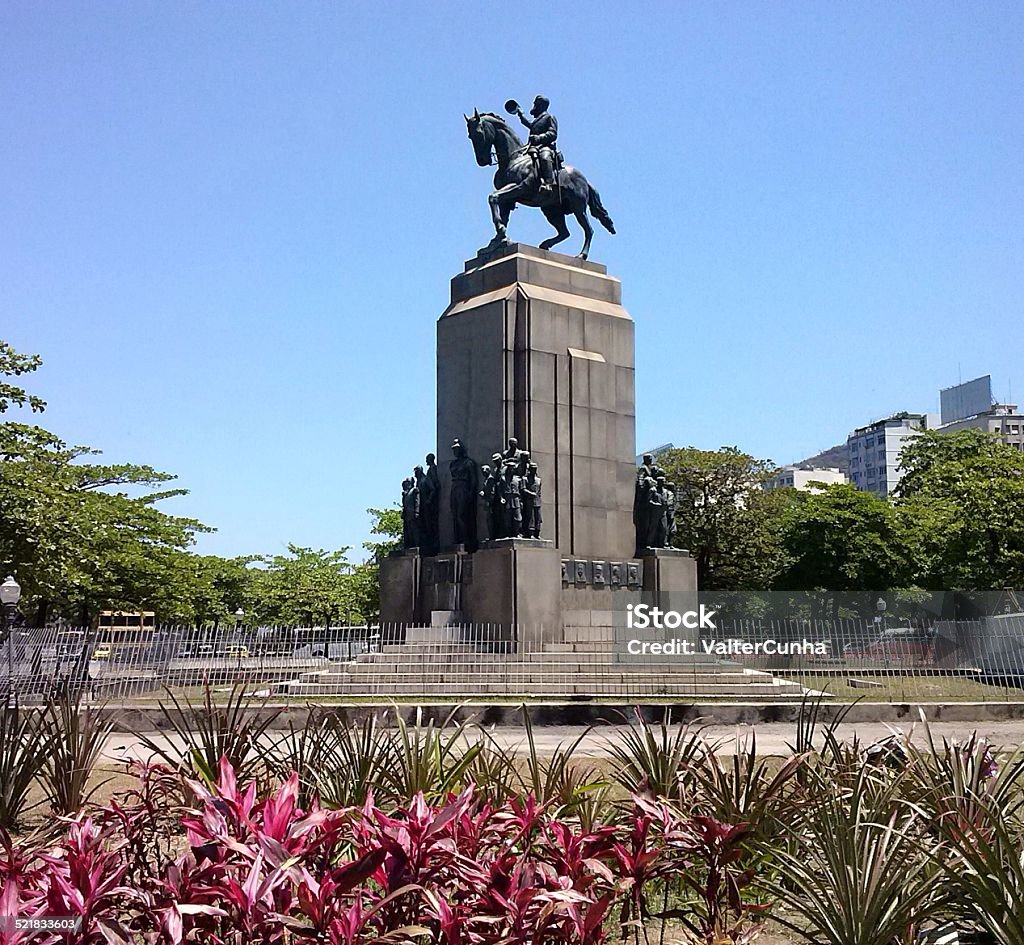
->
xmin=400 ymin=452 xmax=442 ymax=555
xmin=398 ymin=437 xmax=544 ymax=555
xmin=633 ymin=453 xmax=677 ymax=556
xmin=480 ymin=438 xmax=543 ymax=541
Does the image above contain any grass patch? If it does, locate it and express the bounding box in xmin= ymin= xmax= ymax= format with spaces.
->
xmin=789 ymin=671 xmax=1019 ymax=702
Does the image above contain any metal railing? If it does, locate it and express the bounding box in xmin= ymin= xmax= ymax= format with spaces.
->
xmin=3 ymin=615 xmax=1024 ymax=703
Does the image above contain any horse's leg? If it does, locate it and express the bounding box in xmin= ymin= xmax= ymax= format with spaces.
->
xmin=481 ymin=195 xmax=517 ymax=252
xmin=539 ymin=206 xmax=571 ymax=251
xmin=487 ymin=191 xmax=508 ymax=239
xmin=573 ymin=206 xmax=594 ymax=259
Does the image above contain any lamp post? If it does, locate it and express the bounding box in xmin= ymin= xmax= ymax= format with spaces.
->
xmin=234 ymin=608 xmax=244 ymax=632
xmin=2 ymin=575 xmax=22 ymax=689
xmin=876 ymin=597 xmax=889 ymax=671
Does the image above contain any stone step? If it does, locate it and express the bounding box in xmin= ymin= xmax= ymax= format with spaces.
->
xmin=285 ymin=680 xmax=807 ymax=698
xmin=292 ymin=668 xmax=802 ymax=687
xmin=311 ymin=667 xmax=770 ymax=683
xmin=366 ymin=649 xmax=728 ymax=665
xmin=342 ymin=663 xmax=745 ymax=675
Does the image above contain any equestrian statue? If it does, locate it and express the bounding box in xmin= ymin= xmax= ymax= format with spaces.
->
xmin=465 ymin=95 xmax=615 ymax=259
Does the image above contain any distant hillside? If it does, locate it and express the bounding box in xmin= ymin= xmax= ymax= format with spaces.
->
xmin=793 ymin=442 xmax=849 ymax=472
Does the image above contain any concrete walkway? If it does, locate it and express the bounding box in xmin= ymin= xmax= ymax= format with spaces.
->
xmin=100 ymin=718 xmax=1024 ymax=764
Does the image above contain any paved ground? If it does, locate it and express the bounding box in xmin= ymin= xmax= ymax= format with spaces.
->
xmin=100 ymin=718 xmax=1024 ymax=763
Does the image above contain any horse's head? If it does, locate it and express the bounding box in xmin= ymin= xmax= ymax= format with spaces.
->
xmin=465 ymin=109 xmax=493 ymax=167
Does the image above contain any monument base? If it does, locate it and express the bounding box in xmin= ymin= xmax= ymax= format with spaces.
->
xmin=379 ymin=544 xmax=699 ymax=652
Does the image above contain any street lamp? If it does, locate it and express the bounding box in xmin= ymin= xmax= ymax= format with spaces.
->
xmin=234 ymin=608 xmax=244 ymax=632
xmin=0 ymin=576 xmax=20 ymax=623
xmin=2 ymin=575 xmax=22 ymax=688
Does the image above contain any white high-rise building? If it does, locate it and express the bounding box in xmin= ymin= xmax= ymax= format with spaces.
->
xmin=765 ymin=466 xmax=847 ymax=491
xmin=847 ymin=413 xmax=927 ymax=497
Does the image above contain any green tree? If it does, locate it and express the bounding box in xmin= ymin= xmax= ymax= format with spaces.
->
xmin=0 ymin=422 xmax=210 ymax=624
xmin=179 ymin=554 xmax=258 ymax=626
xmin=350 ymin=506 xmax=403 ymax=619
xmin=774 ymin=484 xmax=909 ymax=598
xmin=249 ymin=545 xmax=358 ymax=626
xmin=0 ymin=340 xmax=46 ymax=414
xmin=364 ymin=506 xmax=402 ymax=560
xmin=894 ymin=429 xmax=1024 ymax=590
xmin=658 ymin=447 xmax=791 ymax=590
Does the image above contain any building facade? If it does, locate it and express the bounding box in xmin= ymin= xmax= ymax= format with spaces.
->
xmin=847 ymin=413 xmax=927 ymax=497
xmin=766 ymin=466 xmax=847 ymax=491
xmin=937 ymin=403 xmax=1024 ymax=451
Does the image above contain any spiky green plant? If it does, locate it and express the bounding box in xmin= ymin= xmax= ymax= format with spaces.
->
xmin=692 ymin=733 xmax=806 ymax=845
xmin=376 ymin=706 xmax=482 ymax=805
xmin=901 ymin=717 xmax=1024 ymax=826
xmin=41 ymin=686 xmax=115 ymax=816
xmin=929 ymin=792 xmax=1024 ymax=944
xmin=762 ymin=765 xmax=947 ymax=945
xmin=138 ymin=681 xmax=281 ymax=786
xmin=789 ymin=690 xmax=859 ymax=763
xmin=466 ymin=731 xmax=522 ymax=805
xmin=0 ymin=691 xmax=53 ymax=830
xmin=314 ymin=712 xmax=397 ymax=809
xmin=516 ymin=707 xmax=609 ymax=818
xmin=606 ymin=708 xmax=709 ymax=800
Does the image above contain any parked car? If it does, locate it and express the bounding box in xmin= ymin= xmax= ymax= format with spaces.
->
xmin=92 ymin=644 xmax=112 ymax=660
xmin=844 ymin=627 xmax=935 ymax=664
xmin=225 ymin=644 xmax=250 ymax=659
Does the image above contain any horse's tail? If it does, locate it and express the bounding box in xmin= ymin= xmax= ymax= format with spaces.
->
xmin=587 ymin=185 xmax=616 ymax=234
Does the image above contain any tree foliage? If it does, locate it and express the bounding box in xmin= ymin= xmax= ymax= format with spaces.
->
xmin=658 ymin=446 xmax=792 ymax=590
xmin=0 ymin=340 xmax=46 ymax=413
xmin=893 ymin=429 xmax=1024 ymax=591
xmin=774 ymin=484 xmax=908 ymax=593
xmin=0 ymin=422 xmax=210 ymax=624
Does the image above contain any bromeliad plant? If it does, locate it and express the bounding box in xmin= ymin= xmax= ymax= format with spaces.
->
xmin=41 ymin=685 xmax=116 ymax=817
xmin=138 ymin=681 xmax=282 ymax=787
xmin=0 ymin=691 xmax=53 ymax=830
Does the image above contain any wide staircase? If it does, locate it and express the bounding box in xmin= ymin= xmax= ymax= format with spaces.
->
xmin=284 ymin=627 xmax=809 ymax=701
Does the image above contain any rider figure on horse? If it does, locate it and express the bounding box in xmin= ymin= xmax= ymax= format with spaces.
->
xmin=515 ymin=95 xmax=558 ymax=194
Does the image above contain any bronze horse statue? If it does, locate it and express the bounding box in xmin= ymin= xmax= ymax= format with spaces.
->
xmin=465 ymin=110 xmax=615 ymax=259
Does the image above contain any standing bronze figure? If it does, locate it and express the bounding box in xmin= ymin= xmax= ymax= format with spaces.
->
xmin=420 ymin=453 xmax=441 ymax=555
xmin=401 ymin=477 xmax=420 ymax=550
xmin=465 ymin=98 xmax=615 ymax=259
xmin=449 ymin=438 xmax=480 ymax=551
xmin=522 ymin=462 xmax=543 ymax=538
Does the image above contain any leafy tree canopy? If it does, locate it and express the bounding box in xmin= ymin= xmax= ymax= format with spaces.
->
xmin=0 ymin=340 xmax=46 ymax=414
xmin=894 ymin=429 xmax=1024 ymax=590
xmin=0 ymin=421 xmax=210 ymax=624
xmin=658 ymin=446 xmax=792 ymax=590
xmin=774 ymin=483 xmax=908 ymax=594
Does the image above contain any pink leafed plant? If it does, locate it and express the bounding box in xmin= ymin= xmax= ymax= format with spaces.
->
xmin=3 ymin=755 xmax=766 ymax=945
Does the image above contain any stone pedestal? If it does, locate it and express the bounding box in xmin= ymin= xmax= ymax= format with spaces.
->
xmin=379 ymin=552 xmax=420 ymax=625
xmin=640 ymin=547 xmax=701 ymax=644
xmin=436 ymin=243 xmax=636 ymax=560
xmin=380 ymin=245 xmax=699 ymax=646
xmin=641 ymin=548 xmax=699 ymax=602
xmin=461 ymin=539 xmax=562 ymax=648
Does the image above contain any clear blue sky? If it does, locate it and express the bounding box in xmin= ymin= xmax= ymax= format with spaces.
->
xmin=3 ymin=2 xmax=1022 ymax=560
